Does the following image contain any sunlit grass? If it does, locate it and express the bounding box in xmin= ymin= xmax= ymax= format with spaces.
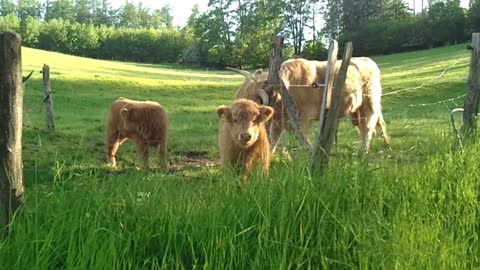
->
xmin=1 ymin=44 xmax=478 ymax=269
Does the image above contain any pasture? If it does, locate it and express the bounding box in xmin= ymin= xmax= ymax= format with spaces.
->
xmin=1 ymin=45 xmax=478 ymax=269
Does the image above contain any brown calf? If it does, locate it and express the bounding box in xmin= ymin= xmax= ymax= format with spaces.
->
xmin=105 ymin=97 xmax=168 ymax=170
xmin=217 ymin=99 xmax=274 ymax=181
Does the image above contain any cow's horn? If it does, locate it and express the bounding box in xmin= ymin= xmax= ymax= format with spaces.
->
xmin=226 ymin=67 xmax=256 ymax=82
xmin=22 ymin=70 xmax=34 ymax=83
xmin=259 ymin=89 xmax=269 ymax=105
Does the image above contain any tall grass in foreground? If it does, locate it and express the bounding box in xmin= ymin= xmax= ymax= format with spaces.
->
xmin=1 ymin=135 xmax=478 ymax=269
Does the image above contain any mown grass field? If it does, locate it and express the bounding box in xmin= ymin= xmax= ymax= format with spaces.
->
xmin=0 ymin=44 xmax=478 ymax=269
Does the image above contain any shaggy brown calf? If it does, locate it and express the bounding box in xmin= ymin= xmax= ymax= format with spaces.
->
xmin=105 ymin=97 xmax=168 ymax=170
xmin=217 ymin=99 xmax=274 ymax=180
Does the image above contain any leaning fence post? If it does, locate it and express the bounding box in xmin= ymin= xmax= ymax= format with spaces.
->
xmin=311 ymin=42 xmax=353 ymax=172
xmin=310 ymin=39 xmax=338 ymax=168
xmin=265 ymin=36 xmax=311 ymax=149
xmin=316 ymin=39 xmax=338 ymax=143
xmin=0 ymin=32 xmax=25 ymax=238
xmin=462 ymin=33 xmax=480 ymax=138
xmin=42 ymin=64 xmax=55 ymax=132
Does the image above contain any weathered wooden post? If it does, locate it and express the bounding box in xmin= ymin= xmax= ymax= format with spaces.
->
xmin=0 ymin=32 xmax=25 ymax=238
xmin=310 ymin=40 xmax=338 ymax=168
xmin=264 ymin=36 xmax=311 ymax=149
xmin=317 ymin=40 xmax=339 ymax=139
xmin=42 ymin=64 xmax=55 ymax=132
xmin=311 ymin=42 xmax=353 ymax=172
xmin=462 ymin=33 xmax=480 ymax=138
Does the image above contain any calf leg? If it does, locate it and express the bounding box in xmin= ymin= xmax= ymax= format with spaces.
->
xmin=155 ymin=140 xmax=168 ymax=171
xmin=269 ymin=119 xmax=283 ymax=153
xmin=134 ymin=140 xmax=149 ymax=170
xmin=105 ymin=131 xmax=127 ymax=168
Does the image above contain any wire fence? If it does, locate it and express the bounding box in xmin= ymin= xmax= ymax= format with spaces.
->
xmin=21 ymin=57 xmax=470 ymax=172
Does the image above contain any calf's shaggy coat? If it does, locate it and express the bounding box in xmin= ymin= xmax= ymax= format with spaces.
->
xmin=105 ymin=97 xmax=168 ymax=170
xmin=217 ymin=99 xmax=274 ymax=180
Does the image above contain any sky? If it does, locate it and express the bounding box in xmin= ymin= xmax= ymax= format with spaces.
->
xmin=110 ymin=0 xmax=210 ymax=27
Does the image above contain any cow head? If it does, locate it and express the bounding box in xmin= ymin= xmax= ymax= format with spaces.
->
xmin=217 ymin=99 xmax=274 ymax=148
xmin=227 ymin=67 xmax=270 ymax=106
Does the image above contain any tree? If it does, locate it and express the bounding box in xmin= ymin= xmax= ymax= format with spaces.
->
xmin=44 ymin=0 xmax=74 ymax=21
xmin=137 ymin=2 xmax=151 ymax=28
xmin=321 ymin=0 xmax=343 ymax=39
xmin=0 ymin=0 xmax=15 ymax=16
xmin=0 ymin=13 xmax=20 ymax=32
xmin=20 ymin=15 xmax=41 ymax=46
xmin=282 ymin=0 xmax=317 ymax=55
xmin=118 ymin=1 xmax=138 ymax=28
xmin=469 ymin=0 xmax=480 ymax=32
xmin=93 ymin=0 xmax=115 ymax=26
xmin=17 ymin=0 xmax=41 ymax=20
xmin=74 ymin=0 xmax=92 ymax=24
xmin=427 ymin=0 xmax=466 ymax=45
xmin=153 ymin=5 xmax=174 ymax=28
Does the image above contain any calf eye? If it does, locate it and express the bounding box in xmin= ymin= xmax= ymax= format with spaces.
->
xmin=233 ymin=119 xmax=238 ymax=123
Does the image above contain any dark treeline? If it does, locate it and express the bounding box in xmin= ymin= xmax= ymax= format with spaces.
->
xmin=0 ymin=0 xmax=479 ymax=68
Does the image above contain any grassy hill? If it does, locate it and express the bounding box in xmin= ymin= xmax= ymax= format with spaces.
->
xmin=1 ymin=45 xmax=478 ymax=269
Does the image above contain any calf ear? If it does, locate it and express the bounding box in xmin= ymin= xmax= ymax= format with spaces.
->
xmin=258 ymin=106 xmax=274 ymax=123
xmin=217 ymin=106 xmax=232 ymax=122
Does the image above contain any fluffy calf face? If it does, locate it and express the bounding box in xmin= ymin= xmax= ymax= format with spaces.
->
xmin=217 ymin=99 xmax=273 ymax=148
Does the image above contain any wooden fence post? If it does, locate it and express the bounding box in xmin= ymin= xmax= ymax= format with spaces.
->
xmin=462 ymin=33 xmax=480 ymax=138
xmin=316 ymin=40 xmax=339 ymax=140
xmin=42 ymin=64 xmax=55 ymax=132
xmin=265 ymin=36 xmax=311 ymax=149
xmin=0 ymin=32 xmax=25 ymax=238
xmin=311 ymin=42 xmax=354 ymax=172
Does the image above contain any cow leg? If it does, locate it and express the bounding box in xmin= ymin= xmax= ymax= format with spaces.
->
xmin=105 ymin=132 xmax=127 ymax=168
xmin=134 ymin=140 xmax=149 ymax=170
xmin=269 ymin=119 xmax=283 ymax=153
xmin=358 ymin=111 xmax=380 ymax=155
xmin=376 ymin=113 xmax=391 ymax=146
xmin=300 ymin=118 xmax=313 ymax=143
xmin=155 ymin=140 xmax=168 ymax=171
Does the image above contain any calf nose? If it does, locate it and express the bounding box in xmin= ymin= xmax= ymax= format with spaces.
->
xmin=240 ymin=133 xmax=252 ymax=141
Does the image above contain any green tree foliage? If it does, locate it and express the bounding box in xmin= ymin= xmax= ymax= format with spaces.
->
xmin=282 ymin=0 xmax=316 ymax=55
xmin=74 ymin=0 xmax=92 ymax=24
xmin=17 ymin=0 xmax=41 ymax=20
xmin=44 ymin=0 xmax=74 ymax=21
xmin=0 ymin=0 xmax=475 ymax=67
xmin=468 ymin=0 xmax=480 ymax=32
xmin=94 ymin=0 xmax=115 ymax=26
xmin=324 ymin=0 xmax=468 ymax=56
xmin=0 ymin=12 xmax=19 ymax=32
xmin=427 ymin=0 xmax=466 ymax=46
xmin=0 ymin=0 xmax=15 ymax=16
xmin=152 ymin=5 xmax=174 ymax=29
xmin=20 ymin=15 xmax=41 ymax=46
xmin=118 ymin=2 xmax=138 ymax=28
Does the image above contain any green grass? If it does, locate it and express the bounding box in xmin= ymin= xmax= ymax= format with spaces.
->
xmin=1 ymin=45 xmax=479 ymax=269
